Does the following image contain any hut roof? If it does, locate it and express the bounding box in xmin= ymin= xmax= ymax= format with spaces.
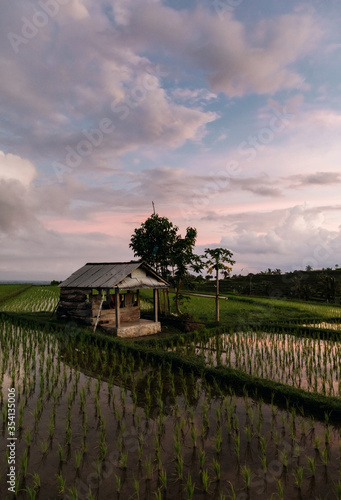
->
xmin=59 ymin=261 xmax=169 ymax=290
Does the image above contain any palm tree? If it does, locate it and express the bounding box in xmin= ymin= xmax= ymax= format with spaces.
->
xmin=202 ymin=248 xmax=235 ymax=322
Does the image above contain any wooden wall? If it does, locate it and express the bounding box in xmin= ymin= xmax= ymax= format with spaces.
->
xmin=56 ymin=288 xmax=92 ymax=325
xmin=57 ymin=288 xmax=141 ymax=326
xmin=92 ymin=293 xmax=140 ymax=324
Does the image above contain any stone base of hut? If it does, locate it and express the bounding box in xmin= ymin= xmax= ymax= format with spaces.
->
xmin=101 ymin=319 xmax=161 ymax=337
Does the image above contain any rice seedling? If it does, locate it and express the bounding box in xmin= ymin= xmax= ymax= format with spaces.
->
xmin=307 ymin=456 xmax=315 ymax=478
xmin=24 ymin=486 xmax=37 ymax=500
xmin=244 ymin=425 xmax=253 ymax=444
xmin=261 ymin=454 xmax=267 ymax=473
xmin=190 ymin=425 xmax=197 ymax=448
xmin=154 ymin=488 xmax=162 ymax=500
xmin=215 ymin=427 xmax=223 ymax=453
xmin=277 ymin=478 xmax=284 ymax=500
xmin=58 ymin=444 xmax=65 ymax=463
xmin=175 ymin=454 xmax=184 ymax=480
xmin=56 ymin=473 xmax=66 ymax=494
xmin=227 ymin=481 xmax=236 ymax=500
xmin=213 ymin=459 xmax=221 ymax=481
xmin=234 ymin=432 xmax=240 ymax=462
xmin=86 ymin=487 xmax=96 ymax=500
xmin=186 ymin=473 xmax=195 ymax=499
xmin=119 ymin=451 xmax=128 ymax=469
xmin=32 ymin=473 xmax=41 ymax=490
xmin=325 ymin=426 xmax=331 ymax=445
xmin=133 ymin=477 xmax=140 ymax=499
xmin=115 ymin=474 xmax=121 ymax=493
xmin=241 ymin=465 xmax=251 ymax=490
xmin=159 ymin=469 xmax=167 ymax=490
xmin=20 ymin=449 xmax=29 ymax=478
xmin=201 ymin=469 xmax=210 ymax=493
xmin=145 ymin=456 xmax=153 ymax=480
xmin=280 ymin=450 xmax=288 ymax=469
xmin=65 ymin=426 xmax=72 ymax=446
xmin=68 ymin=486 xmax=79 ymax=499
xmin=99 ymin=440 xmax=108 ymax=461
xmin=25 ymin=429 xmax=32 ymax=448
xmin=75 ymin=449 xmax=83 ymax=470
xmin=335 ymin=480 xmax=341 ymax=500
xmin=199 ymin=449 xmax=205 ymax=469
xmin=41 ymin=440 xmax=48 ymax=454
xmin=294 ymin=466 xmax=304 ymax=489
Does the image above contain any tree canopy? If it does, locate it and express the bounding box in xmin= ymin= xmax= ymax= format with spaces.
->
xmin=202 ymin=248 xmax=235 ymax=277
xmin=129 ymin=213 xmax=202 ymax=314
xmin=129 ymin=214 xmax=178 ymax=277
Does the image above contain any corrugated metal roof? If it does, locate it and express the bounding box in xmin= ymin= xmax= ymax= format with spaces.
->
xmin=59 ymin=261 xmax=169 ymax=289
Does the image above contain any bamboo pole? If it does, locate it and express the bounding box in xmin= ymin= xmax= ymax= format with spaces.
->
xmin=93 ymin=292 xmax=104 ymax=332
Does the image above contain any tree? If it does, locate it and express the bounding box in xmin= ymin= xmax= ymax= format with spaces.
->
xmin=129 ymin=214 xmax=178 ymax=277
xmin=169 ymin=227 xmax=202 ymax=314
xmin=130 ymin=213 xmax=201 ymax=315
xmin=202 ymin=248 xmax=235 ymax=322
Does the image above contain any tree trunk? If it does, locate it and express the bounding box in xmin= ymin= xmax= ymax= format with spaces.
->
xmin=175 ymin=287 xmax=182 ymax=315
xmin=163 ymin=288 xmax=170 ymax=315
xmin=216 ymin=266 xmax=219 ymax=322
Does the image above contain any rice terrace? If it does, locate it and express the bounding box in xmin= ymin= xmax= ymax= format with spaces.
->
xmin=0 ymin=280 xmax=341 ymax=500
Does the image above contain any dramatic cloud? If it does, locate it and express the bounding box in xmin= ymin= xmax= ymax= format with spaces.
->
xmin=0 ymin=152 xmax=38 ymax=232
xmin=287 ymin=171 xmax=341 ymax=188
xmin=220 ymin=204 xmax=341 ymax=272
xmin=0 ymin=1 xmax=340 ymax=279
xmin=118 ymin=4 xmax=322 ymax=96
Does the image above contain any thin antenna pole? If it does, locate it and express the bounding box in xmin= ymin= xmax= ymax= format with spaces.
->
xmin=152 ymin=201 xmax=156 ymax=215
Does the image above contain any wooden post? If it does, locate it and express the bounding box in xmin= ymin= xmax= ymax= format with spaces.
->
xmin=93 ymin=292 xmax=104 ymax=332
xmin=153 ymin=288 xmax=158 ymax=323
xmin=115 ymin=288 xmax=120 ymax=329
xmin=216 ymin=266 xmax=220 ymax=323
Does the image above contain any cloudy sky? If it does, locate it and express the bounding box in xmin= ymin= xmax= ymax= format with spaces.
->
xmin=1 ymin=0 xmax=341 ymax=280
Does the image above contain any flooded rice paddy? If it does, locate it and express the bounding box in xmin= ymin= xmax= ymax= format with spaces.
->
xmin=170 ymin=331 xmax=341 ymax=397
xmin=0 ymin=318 xmax=341 ymax=499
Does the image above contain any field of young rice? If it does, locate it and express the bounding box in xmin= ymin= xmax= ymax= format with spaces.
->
xmin=169 ymin=330 xmax=341 ymax=397
xmin=0 ymin=286 xmax=341 ymax=499
xmin=0 ymin=317 xmax=341 ymax=500
xmin=0 ymin=286 xmax=59 ymax=313
xmin=0 ymin=285 xmax=32 ymax=304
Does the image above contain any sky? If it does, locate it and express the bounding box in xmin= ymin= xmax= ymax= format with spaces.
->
xmin=1 ymin=0 xmax=341 ymax=281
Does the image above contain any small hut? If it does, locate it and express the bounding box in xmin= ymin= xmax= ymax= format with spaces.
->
xmin=57 ymin=261 xmax=169 ymax=337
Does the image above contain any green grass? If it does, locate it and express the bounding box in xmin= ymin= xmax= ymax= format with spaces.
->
xmin=183 ymin=294 xmax=341 ymax=325
xmin=140 ymin=289 xmax=341 ymax=327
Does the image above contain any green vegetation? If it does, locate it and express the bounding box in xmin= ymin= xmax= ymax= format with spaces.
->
xmin=0 ymin=285 xmax=59 ymax=313
xmin=140 ymin=288 xmax=341 ymax=327
xmin=0 ymin=284 xmax=340 ymax=499
xmin=0 ymin=284 xmax=32 ymax=304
